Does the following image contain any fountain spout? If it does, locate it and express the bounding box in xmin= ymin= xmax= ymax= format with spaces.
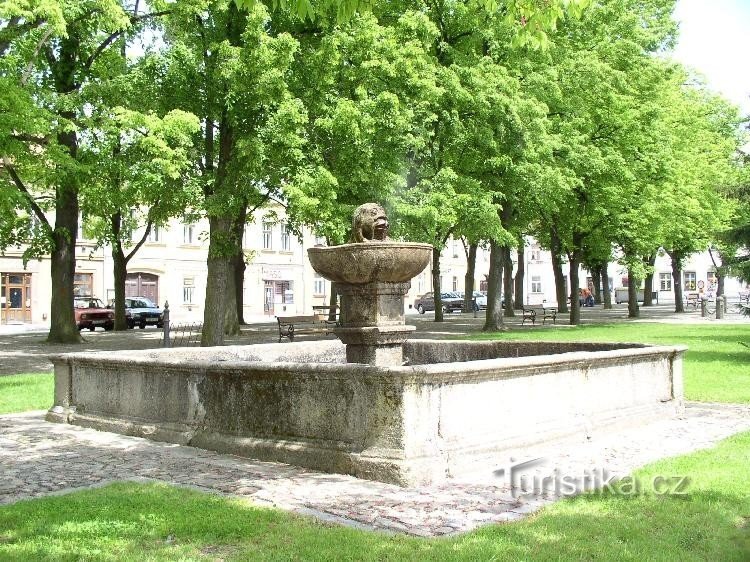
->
xmin=307 ymin=204 xmax=432 ymax=366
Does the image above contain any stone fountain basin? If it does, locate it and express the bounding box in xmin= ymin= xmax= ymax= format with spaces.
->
xmin=308 ymin=242 xmax=433 ymax=284
xmin=47 ymin=339 xmax=685 ymax=486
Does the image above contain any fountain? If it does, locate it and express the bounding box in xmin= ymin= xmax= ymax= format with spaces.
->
xmin=308 ymin=203 xmax=432 ymax=366
xmin=46 ymin=204 xmax=686 ymax=486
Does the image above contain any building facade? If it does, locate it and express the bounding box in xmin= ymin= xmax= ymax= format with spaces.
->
xmin=1 ymin=211 xmax=746 ymax=326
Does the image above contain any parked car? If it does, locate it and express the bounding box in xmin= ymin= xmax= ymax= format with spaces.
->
xmin=74 ymin=297 xmax=114 ymax=331
xmin=123 ymin=297 xmax=164 ymax=329
xmin=456 ymin=291 xmax=490 ymax=311
xmin=414 ymin=292 xmax=464 ymax=314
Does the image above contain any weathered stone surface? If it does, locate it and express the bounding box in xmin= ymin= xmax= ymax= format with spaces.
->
xmin=47 ymin=339 xmax=686 ymax=486
xmin=308 ymin=242 xmax=432 ymax=284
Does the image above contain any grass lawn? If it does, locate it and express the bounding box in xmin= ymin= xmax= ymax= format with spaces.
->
xmin=471 ymin=322 xmax=750 ymax=403
xmin=0 ymin=430 xmax=748 ymax=561
xmin=0 ymin=373 xmax=53 ymax=414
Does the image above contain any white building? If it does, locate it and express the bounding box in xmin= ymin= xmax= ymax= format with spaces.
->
xmin=1 ymin=211 xmax=746 ymax=326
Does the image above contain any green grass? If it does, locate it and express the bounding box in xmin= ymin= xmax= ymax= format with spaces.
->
xmin=0 ymin=431 xmax=748 ymax=561
xmin=0 ymin=373 xmax=53 ymax=414
xmin=471 ymin=323 xmax=750 ymax=403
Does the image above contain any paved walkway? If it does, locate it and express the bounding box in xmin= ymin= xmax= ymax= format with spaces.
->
xmin=2 ymin=403 xmax=749 ymax=536
xmin=1 ymin=303 xmax=747 ymax=375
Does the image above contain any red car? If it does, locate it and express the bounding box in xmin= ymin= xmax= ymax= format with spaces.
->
xmin=74 ymin=297 xmax=114 ymax=331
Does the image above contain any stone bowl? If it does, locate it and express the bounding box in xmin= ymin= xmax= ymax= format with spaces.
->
xmin=308 ymin=242 xmax=433 ymax=284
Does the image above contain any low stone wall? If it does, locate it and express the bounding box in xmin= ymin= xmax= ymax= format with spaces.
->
xmin=47 ymin=339 xmax=685 ymax=486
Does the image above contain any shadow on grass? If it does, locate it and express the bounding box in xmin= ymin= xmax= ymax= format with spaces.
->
xmin=0 ymin=480 xmax=748 ymax=561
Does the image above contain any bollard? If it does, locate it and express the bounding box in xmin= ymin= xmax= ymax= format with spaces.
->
xmin=716 ymin=298 xmax=723 ymax=320
xmin=473 ymin=298 xmax=477 ymax=318
xmin=701 ymin=299 xmax=708 ymax=317
xmin=162 ymin=301 xmax=171 ymax=347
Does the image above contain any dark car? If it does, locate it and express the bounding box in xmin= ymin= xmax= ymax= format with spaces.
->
xmin=124 ymin=297 xmax=164 ymax=329
xmin=414 ymin=292 xmax=464 ymax=314
xmin=74 ymin=297 xmax=114 ymax=331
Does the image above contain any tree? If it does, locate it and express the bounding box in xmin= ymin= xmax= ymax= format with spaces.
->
xmin=1 ymin=0 xmax=170 ymax=342
xmin=81 ymin=108 xmax=200 ymax=329
xmin=155 ymin=1 xmax=305 ymax=345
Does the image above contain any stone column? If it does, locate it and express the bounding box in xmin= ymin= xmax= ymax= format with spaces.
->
xmin=334 ymin=282 xmax=413 ymax=366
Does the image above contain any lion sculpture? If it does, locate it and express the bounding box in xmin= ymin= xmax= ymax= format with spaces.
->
xmin=350 ymin=203 xmax=389 ymax=243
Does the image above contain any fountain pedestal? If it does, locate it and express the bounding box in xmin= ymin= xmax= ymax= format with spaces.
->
xmin=307 ymin=239 xmax=433 ymax=366
xmin=334 ymin=281 xmax=413 ymax=366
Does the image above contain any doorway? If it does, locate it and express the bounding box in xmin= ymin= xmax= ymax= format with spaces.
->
xmin=1 ymin=273 xmax=32 ymax=323
xmin=126 ymin=272 xmax=159 ymax=304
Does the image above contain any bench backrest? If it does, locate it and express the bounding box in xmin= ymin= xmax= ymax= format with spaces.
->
xmin=277 ymin=315 xmax=316 ymax=324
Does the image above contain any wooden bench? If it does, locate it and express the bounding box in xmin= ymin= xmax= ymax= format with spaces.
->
xmin=685 ymin=293 xmax=700 ymax=309
xmin=522 ymin=307 xmax=557 ymax=326
xmin=276 ymin=315 xmax=336 ymax=342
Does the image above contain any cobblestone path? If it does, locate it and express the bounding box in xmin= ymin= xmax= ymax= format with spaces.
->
xmin=1 ymin=403 xmax=749 ymax=537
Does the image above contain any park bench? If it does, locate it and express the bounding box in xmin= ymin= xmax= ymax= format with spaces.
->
xmin=276 ymin=314 xmax=337 ymax=342
xmin=685 ymin=293 xmax=700 ymax=309
xmin=521 ymin=306 xmax=557 ymax=326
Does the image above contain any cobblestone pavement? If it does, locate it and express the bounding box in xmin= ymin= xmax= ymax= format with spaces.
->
xmin=2 ymin=402 xmax=749 ymax=536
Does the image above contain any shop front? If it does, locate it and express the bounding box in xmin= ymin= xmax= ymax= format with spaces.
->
xmin=1 ymin=273 xmax=32 ymax=323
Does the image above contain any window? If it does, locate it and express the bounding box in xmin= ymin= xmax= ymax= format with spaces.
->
xmin=77 ymin=213 xmax=85 ymax=241
xmin=707 ymin=270 xmax=718 ymax=289
xmin=659 ymin=273 xmax=672 ymax=292
xmin=314 ymin=235 xmax=326 ymax=247
xmin=452 ymin=239 xmax=459 ymax=258
xmin=242 ymin=226 xmax=250 ymax=249
xmin=183 ymin=277 xmax=194 ymax=303
xmin=313 ymin=274 xmax=326 ymax=296
xmin=531 ymin=275 xmax=542 ymax=293
xmin=262 ymin=222 xmax=272 ymax=250
xmin=183 ymin=224 xmax=195 ymax=245
xmin=73 ymin=273 xmax=93 ymax=297
xmin=452 ymin=277 xmax=458 ymax=291
xmin=147 ymin=226 xmax=161 ymax=243
xmin=684 ymin=271 xmax=696 ymax=291
xmin=280 ymin=222 xmax=291 ymax=251
xmin=530 ymin=246 xmax=541 ymax=261
xmin=417 ymin=272 xmax=426 ymax=294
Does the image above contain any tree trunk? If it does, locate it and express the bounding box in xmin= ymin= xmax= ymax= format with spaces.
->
xmin=233 ymin=203 xmax=248 ymax=325
xmin=669 ymin=250 xmax=685 ymax=313
xmin=592 ymin=267 xmax=602 ymax=305
xmin=223 ymin=205 xmax=246 ymax=335
xmin=502 ymin=245 xmax=514 ymax=316
xmin=202 ymin=215 xmax=233 ymax=346
xmin=568 ymin=256 xmax=581 ymax=325
xmin=643 ymin=254 xmax=656 ymax=306
xmin=47 ymin=112 xmax=81 ymax=343
xmin=601 ymin=264 xmax=612 ymax=309
xmin=112 ymin=243 xmax=128 ymax=330
xmin=483 ymin=240 xmax=504 ymax=331
xmin=550 ymin=229 xmax=568 ymax=312
xmin=463 ymin=242 xmax=477 ymax=312
xmin=627 ymin=268 xmax=640 ymax=318
xmin=233 ymin=251 xmax=246 ymax=324
xmin=224 ymin=264 xmax=239 ymax=336
xmin=514 ymin=241 xmax=525 ymax=310
xmin=708 ymin=247 xmax=725 ymax=297
xmin=328 ymin=286 xmax=338 ymax=322
xmin=432 ymin=246 xmax=444 ymax=322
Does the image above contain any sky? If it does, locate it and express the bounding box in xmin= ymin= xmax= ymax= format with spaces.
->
xmin=672 ymin=0 xmax=750 ymax=115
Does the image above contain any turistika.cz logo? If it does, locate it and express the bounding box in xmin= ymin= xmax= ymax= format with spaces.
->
xmin=494 ymin=457 xmax=690 ymax=499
